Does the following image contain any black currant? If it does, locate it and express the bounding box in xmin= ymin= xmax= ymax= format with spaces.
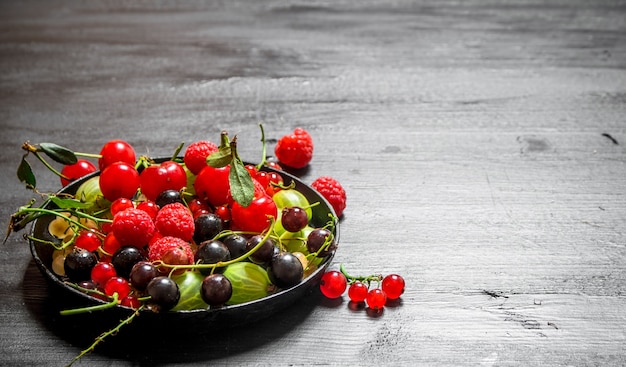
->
xmin=155 ymin=189 xmax=183 ymax=208
xmin=193 ymin=213 xmax=223 ymax=244
xmin=112 ymin=246 xmax=146 ymax=279
xmin=268 ymin=252 xmax=304 ymax=289
xmin=222 ymin=233 xmax=248 ymax=259
xmin=194 ymin=240 xmax=231 ymax=275
xmin=129 ymin=261 xmax=158 ymax=291
xmin=146 ymin=276 xmax=180 ymax=312
xmin=246 ymin=235 xmax=276 ymax=265
xmin=64 ymin=248 xmax=98 ymax=282
xmin=281 ymin=206 xmax=309 ymax=232
xmin=201 ymin=273 xmax=232 ymax=307
xmin=306 ymin=228 xmax=336 ymax=256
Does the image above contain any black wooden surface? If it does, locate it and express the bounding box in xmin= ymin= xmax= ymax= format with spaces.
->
xmin=1 ymin=1 xmax=625 ymax=366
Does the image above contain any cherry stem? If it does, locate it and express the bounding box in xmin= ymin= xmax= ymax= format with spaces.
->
xmin=255 ymin=123 xmax=268 ymax=170
xmin=339 ymin=263 xmax=382 ymax=286
xmin=32 ymin=151 xmax=69 ymax=179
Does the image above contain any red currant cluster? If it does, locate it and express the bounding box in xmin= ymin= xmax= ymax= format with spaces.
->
xmin=319 ymin=265 xmax=405 ymax=312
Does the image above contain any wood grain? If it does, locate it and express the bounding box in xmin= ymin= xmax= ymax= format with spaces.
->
xmin=1 ymin=1 xmax=625 ymax=366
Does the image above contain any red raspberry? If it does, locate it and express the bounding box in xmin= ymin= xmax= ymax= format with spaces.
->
xmin=274 ymin=128 xmax=314 ymax=169
xmin=311 ymin=176 xmax=346 ymax=217
xmin=111 ymin=208 xmax=156 ymax=247
xmin=183 ymin=140 xmax=219 ymax=175
xmin=154 ymin=202 xmax=195 ymax=242
xmin=148 ymin=236 xmax=195 ymax=266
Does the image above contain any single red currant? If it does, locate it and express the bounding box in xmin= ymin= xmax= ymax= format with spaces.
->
xmin=74 ymin=230 xmax=102 ymax=252
xmin=90 ymin=262 xmax=117 ymax=288
xmin=319 ymin=270 xmax=347 ymax=299
xmin=110 ymin=197 xmax=134 ymax=216
xmin=104 ymin=276 xmax=131 ymax=300
xmin=60 ymin=159 xmax=97 ymax=187
xmin=102 ymin=232 xmax=122 ymax=256
xmin=136 ymin=200 xmax=159 ymax=220
xmin=381 ymin=274 xmax=405 ymax=300
xmin=365 ymin=288 xmax=387 ymax=310
xmin=348 ymin=281 xmax=369 ymax=303
xmin=121 ymin=295 xmax=141 ymax=309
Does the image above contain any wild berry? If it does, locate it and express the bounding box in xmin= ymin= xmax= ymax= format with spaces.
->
xmin=311 ymin=176 xmax=346 ymax=217
xmin=274 ymin=128 xmax=314 ymax=169
xmin=111 ymin=208 xmax=156 ymax=247
xmin=148 ymin=236 xmax=195 ymax=267
xmin=183 ymin=140 xmax=219 ymax=175
xmin=155 ymin=202 xmax=195 ymax=242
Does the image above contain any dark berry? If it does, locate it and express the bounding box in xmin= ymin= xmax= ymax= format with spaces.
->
xmin=193 ymin=213 xmax=223 ymax=244
xmin=281 ymin=206 xmax=309 ymax=232
xmin=155 ymin=189 xmax=184 ymax=207
xmin=146 ymin=276 xmax=180 ymax=312
xmin=268 ymin=252 xmax=304 ymax=289
xmin=201 ymin=273 xmax=232 ymax=307
xmin=221 ymin=234 xmax=248 ymax=259
xmin=64 ymin=248 xmax=98 ymax=282
xmin=245 ymin=235 xmax=276 ymax=265
xmin=194 ymin=240 xmax=231 ymax=275
xmin=129 ymin=261 xmax=159 ymax=291
xmin=306 ymin=228 xmax=336 ymax=256
xmin=112 ymin=246 xmax=146 ymax=279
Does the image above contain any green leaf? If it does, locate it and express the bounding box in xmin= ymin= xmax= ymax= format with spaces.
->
xmin=39 ymin=142 xmax=78 ymax=165
xmin=17 ymin=157 xmax=36 ymax=188
xmin=49 ymin=196 xmax=91 ymax=209
xmin=206 ymin=147 xmax=233 ymax=168
xmin=229 ymin=160 xmax=254 ymax=207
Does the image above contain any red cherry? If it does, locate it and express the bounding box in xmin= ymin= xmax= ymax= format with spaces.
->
xmin=194 ymin=165 xmax=231 ymax=207
xmin=139 ymin=161 xmax=187 ymax=202
xmin=60 ymin=159 xmax=97 ymax=187
xmin=99 ymin=162 xmax=140 ymax=201
xmin=319 ymin=270 xmax=347 ymax=299
xmin=230 ymin=195 xmax=277 ymax=233
xmin=98 ymin=140 xmax=136 ymax=170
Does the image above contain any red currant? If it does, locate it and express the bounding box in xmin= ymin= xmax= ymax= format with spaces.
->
xmin=365 ymin=288 xmax=387 ymax=310
xmin=99 ymin=162 xmax=140 ymax=201
xmin=348 ymin=281 xmax=369 ymax=303
xmin=90 ymin=262 xmax=117 ymax=288
xmin=121 ymin=295 xmax=141 ymax=309
xmin=381 ymin=274 xmax=405 ymax=300
xmin=139 ymin=161 xmax=187 ymax=202
xmin=319 ymin=270 xmax=347 ymax=299
xmin=74 ymin=230 xmax=102 ymax=252
xmin=110 ymin=197 xmax=134 ymax=216
xmin=60 ymin=159 xmax=97 ymax=187
xmin=104 ymin=276 xmax=131 ymax=300
xmin=98 ymin=139 xmax=136 ymax=170
xmin=136 ymin=200 xmax=159 ymax=220
xmin=102 ymin=232 xmax=122 ymax=256
xmin=187 ymin=197 xmax=212 ymax=218
xmin=214 ymin=205 xmax=231 ymax=222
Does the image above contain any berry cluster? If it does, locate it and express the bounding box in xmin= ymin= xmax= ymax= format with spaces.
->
xmin=320 ymin=266 xmax=405 ymax=311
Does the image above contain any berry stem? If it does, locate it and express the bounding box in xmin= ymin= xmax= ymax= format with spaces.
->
xmin=339 ymin=263 xmax=382 ymax=286
xmin=60 ymin=292 xmax=119 ymax=316
xmin=255 ymin=123 xmax=268 ymax=170
xmin=65 ymin=304 xmax=144 ymax=367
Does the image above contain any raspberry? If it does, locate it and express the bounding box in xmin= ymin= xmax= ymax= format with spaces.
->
xmin=183 ymin=140 xmax=219 ymax=175
xmin=111 ymin=208 xmax=156 ymax=247
xmin=311 ymin=176 xmax=346 ymax=217
xmin=155 ymin=202 xmax=195 ymax=242
xmin=274 ymin=128 xmax=314 ymax=169
xmin=148 ymin=236 xmax=195 ymax=266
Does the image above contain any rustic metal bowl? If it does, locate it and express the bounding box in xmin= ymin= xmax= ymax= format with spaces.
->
xmin=28 ymin=161 xmax=338 ymax=330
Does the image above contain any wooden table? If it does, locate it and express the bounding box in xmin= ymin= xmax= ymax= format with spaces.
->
xmin=1 ymin=1 xmax=625 ymax=366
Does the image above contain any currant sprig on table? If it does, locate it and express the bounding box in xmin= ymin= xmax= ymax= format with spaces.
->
xmin=319 ymin=263 xmax=405 ymax=312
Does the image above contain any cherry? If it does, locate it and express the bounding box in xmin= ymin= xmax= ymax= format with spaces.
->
xmin=194 ymin=165 xmax=231 ymax=207
xmin=319 ymin=270 xmax=347 ymax=299
xmin=139 ymin=161 xmax=187 ymax=202
xmin=99 ymin=162 xmax=140 ymax=201
xmin=231 ymin=195 xmax=277 ymax=233
xmin=365 ymin=288 xmax=387 ymax=310
xmin=98 ymin=139 xmax=136 ymax=170
xmin=382 ymin=274 xmax=405 ymax=300
xmin=60 ymin=159 xmax=96 ymax=187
